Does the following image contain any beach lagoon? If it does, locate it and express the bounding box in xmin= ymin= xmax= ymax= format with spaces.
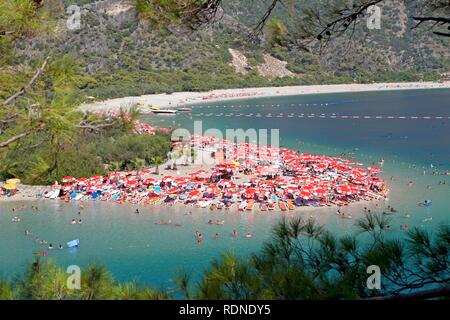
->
xmin=1 ymin=89 xmax=449 ymax=289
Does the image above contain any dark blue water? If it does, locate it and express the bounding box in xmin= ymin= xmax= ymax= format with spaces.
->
xmin=154 ymin=89 xmax=449 ymax=167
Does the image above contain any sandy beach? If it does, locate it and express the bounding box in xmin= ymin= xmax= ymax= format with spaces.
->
xmin=79 ymin=81 xmax=450 ymax=113
xmin=1 ymin=144 xmax=387 ymax=221
xmin=0 ymin=185 xmax=51 ymax=202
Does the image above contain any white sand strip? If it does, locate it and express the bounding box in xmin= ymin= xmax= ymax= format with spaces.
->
xmin=79 ymin=81 xmax=450 ymax=113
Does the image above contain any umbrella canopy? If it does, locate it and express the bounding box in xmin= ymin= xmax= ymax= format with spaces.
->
xmin=62 ymin=184 xmax=74 ymax=191
xmin=77 ymin=178 xmax=89 ymax=185
xmin=61 ymin=176 xmax=75 ymax=183
xmin=6 ymin=178 xmax=21 ymax=185
xmin=2 ymin=183 xmax=17 ymax=190
xmin=167 ymin=187 xmax=180 ymax=194
xmin=368 ymin=166 xmax=382 ymax=174
xmin=313 ymin=163 xmax=328 ymax=172
xmin=313 ymin=187 xmax=327 ymax=197
xmin=143 ymin=177 xmax=157 ymax=185
xmin=138 ymin=169 xmax=152 ymax=175
xmin=90 ymin=175 xmax=103 ymax=180
xmin=244 ymin=187 xmax=256 ymax=196
xmin=218 ymin=179 xmax=233 ymax=187
xmin=125 ymin=180 xmax=138 ymax=188
xmin=336 ymin=185 xmax=353 ymax=195
xmin=188 ymin=190 xmax=201 ymax=199
xmin=300 ymin=190 xmax=312 ymax=199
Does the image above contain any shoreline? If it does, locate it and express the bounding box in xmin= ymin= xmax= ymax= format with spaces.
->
xmin=0 ymin=184 xmax=385 ymax=219
xmin=79 ymin=81 xmax=450 ymax=113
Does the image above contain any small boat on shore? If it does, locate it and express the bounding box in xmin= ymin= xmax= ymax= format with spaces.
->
xmin=260 ymin=204 xmax=268 ymax=211
xmin=268 ymin=203 xmax=275 ymax=211
xmin=279 ymin=201 xmax=287 ymax=211
xmin=151 ymin=109 xmax=177 ymax=115
xmin=286 ymin=200 xmax=295 ymax=210
xmin=246 ymin=200 xmax=255 ymax=211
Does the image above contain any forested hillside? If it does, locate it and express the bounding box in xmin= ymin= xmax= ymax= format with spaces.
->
xmin=4 ymin=0 xmax=450 ymax=101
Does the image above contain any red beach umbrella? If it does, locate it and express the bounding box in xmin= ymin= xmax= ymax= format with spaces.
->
xmin=77 ymin=178 xmax=89 ymax=185
xmin=336 ymin=185 xmax=352 ymax=195
xmin=167 ymin=187 xmax=180 ymax=194
xmin=190 ymin=170 xmax=207 ymax=176
xmin=61 ymin=176 xmax=75 ymax=183
xmin=368 ymin=166 xmax=382 ymax=174
xmin=188 ymin=190 xmax=201 ymax=199
xmin=300 ymin=190 xmax=312 ymax=199
xmin=313 ymin=163 xmax=328 ymax=172
xmin=218 ymin=179 xmax=233 ymax=187
xmin=244 ymin=188 xmax=256 ymax=197
xmin=143 ymin=177 xmax=156 ymax=185
xmin=62 ymin=184 xmax=73 ymax=191
xmin=125 ymin=180 xmax=138 ymax=188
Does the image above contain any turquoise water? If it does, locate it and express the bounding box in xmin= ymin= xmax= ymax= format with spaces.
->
xmin=1 ymin=89 xmax=449 ymax=291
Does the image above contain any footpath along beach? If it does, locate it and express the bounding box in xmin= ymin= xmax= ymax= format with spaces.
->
xmin=79 ymin=81 xmax=450 ymax=113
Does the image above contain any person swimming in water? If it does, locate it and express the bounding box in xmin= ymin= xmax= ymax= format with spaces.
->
xmin=71 ymin=219 xmax=77 ymax=224
xmin=214 ymin=233 xmax=219 ymax=239
xmin=48 ymin=244 xmax=54 ymax=250
xmin=135 ymin=209 xmax=140 ymax=214
xmin=58 ymin=244 xmax=63 ymax=250
xmin=78 ymin=219 xmax=83 ymax=224
xmin=245 ymin=232 xmax=252 ymax=239
xmin=232 ymin=229 xmax=238 ymax=237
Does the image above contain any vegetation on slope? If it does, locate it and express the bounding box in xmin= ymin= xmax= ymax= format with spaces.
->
xmin=0 ymin=1 xmax=172 ymax=185
xmin=8 ymin=0 xmax=447 ymax=101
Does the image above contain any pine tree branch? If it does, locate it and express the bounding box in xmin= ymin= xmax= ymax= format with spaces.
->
xmin=0 ymin=56 xmax=50 ymax=109
xmin=0 ymin=131 xmax=30 ymax=148
xmin=77 ymin=123 xmax=115 ymax=132
xmin=365 ymin=286 xmax=450 ymax=300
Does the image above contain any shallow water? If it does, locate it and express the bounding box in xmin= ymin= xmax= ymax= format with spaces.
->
xmin=1 ymin=89 xmax=449 ymax=290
